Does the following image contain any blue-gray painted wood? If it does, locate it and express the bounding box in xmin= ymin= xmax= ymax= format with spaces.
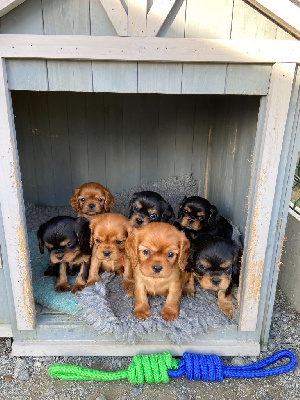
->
xmin=138 ymin=63 xmax=182 ymax=94
xmin=47 ymin=92 xmax=73 ymax=205
xmin=85 ymin=93 xmax=107 ymax=186
xmin=92 ymin=61 xmax=138 ymax=93
xmin=28 ymin=92 xmax=56 ymax=206
xmin=11 ymin=91 xmax=38 ymax=204
xmin=66 ymin=93 xmax=89 ymax=189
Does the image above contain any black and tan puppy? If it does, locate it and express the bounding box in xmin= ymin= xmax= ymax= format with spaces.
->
xmin=187 ymin=235 xmax=241 ymax=318
xmin=177 ymin=196 xmax=233 ymax=242
xmin=129 ymin=191 xmax=175 ymax=228
xmin=37 ymin=216 xmax=91 ymax=293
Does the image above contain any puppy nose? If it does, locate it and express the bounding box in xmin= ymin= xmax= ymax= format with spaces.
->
xmin=152 ymin=264 xmax=163 ymax=274
xmin=136 ymin=218 xmax=143 ymax=226
xmin=56 ymin=254 xmax=64 ymax=261
xmin=103 ymin=250 xmax=112 ymax=257
xmin=89 ymin=203 xmax=95 ymax=209
xmin=211 ymin=278 xmax=221 ymax=285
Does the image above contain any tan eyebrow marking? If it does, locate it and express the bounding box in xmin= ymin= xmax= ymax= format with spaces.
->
xmin=60 ymin=239 xmax=70 ymax=247
xmin=220 ymin=260 xmax=231 ymax=268
xmin=45 ymin=242 xmax=54 ymax=249
xmin=199 ymin=259 xmax=211 ymax=269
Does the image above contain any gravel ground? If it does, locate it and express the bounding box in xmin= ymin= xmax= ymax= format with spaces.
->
xmin=0 ymin=287 xmax=299 ymax=400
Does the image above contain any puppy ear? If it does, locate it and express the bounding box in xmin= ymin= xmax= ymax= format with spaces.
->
xmin=208 ymin=205 xmax=219 ymax=227
xmin=177 ymin=232 xmax=190 ymax=270
xmin=104 ymin=189 xmax=114 ymax=212
xmin=232 ymin=244 xmax=242 ymax=278
xmin=161 ymin=202 xmax=176 ymax=224
xmin=70 ymin=188 xmax=80 ymax=212
xmin=75 ymin=217 xmax=91 ymax=252
xmin=37 ymin=223 xmax=46 ymax=254
xmin=178 ymin=196 xmax=187 ymax=219
xmin=125 ymin=228 xmax=139 ymax=269
xmin=89 ymin=218 xmax=97 ymax=248
xmin=128 ymin=193 xmax=137 ymax=218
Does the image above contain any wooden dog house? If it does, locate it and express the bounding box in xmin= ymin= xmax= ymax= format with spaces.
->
xmin=0 ymin=0 xmax=299 ymax=356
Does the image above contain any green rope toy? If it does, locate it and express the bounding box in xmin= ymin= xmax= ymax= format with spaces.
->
xmin=48 ymin=350 xmax=297 ymax=384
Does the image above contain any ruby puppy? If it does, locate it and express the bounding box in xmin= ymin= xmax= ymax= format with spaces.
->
xmin=86 ymin=213 xmax=133 ymax=290
xmin=125 ymin=222 xmax=194 ymax=321
xmin=70 ymin=182 xmax=114 ymax=221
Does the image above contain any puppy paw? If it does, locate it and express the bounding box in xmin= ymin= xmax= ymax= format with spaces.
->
xmin=71 ymin=283 xmax=85 ymax=294
xmin=182 ymin=287 xmax=194 ymax=297
xmin=85 ymin=279 xmax=99 ymax=287
xmin=122 ymin=279 xmax=134 ymax=291
xmin=55 ymin=283 xmax=71 ymax=292
xmin=134 ymin=307 xmax=151 ymax=320
xmin=219 ymin=302 xmax=234 ymax=319
xmin=160 ymin=307 xmax=178 ymax=321
xmin=125 ymin=288 xmax=135 ymax=297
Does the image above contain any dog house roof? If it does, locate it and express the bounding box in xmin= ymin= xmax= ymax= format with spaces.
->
xmin=0 ymin=0 xmax=299 ymax=40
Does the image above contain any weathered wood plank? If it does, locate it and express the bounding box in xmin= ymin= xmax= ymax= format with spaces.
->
xmin=2 ymin=35 xmax=298 ymax=63
xmin=245 ymin=0 xmax=300 ymax=39
xmin=185 ymin=0 xmax=233 ymax=39
xmin=100 ymin=0 xmax=128 ymax=36
xmin=138 ymin=63 xmax=182 ymax=93
xmin=128 ymin=0 xmax=146 ymax=37
xmin=92 ymin=61 xmax=137 ymax=93
xmin=0 ymin=58 xmax=35 ymax=330
xmin=239 ymin=63 xmax=296 ymax=332
xmin=66 ymin=93 xmax=89 ymax=189
xmin=90 ymin=0 xmax=117 ymax=36
xmin=225 ymin=65 xmax=272 ymax=95
xmin=182 ymin=64 xmax=226 ymax=94
xmin=85 ymin=93 xmax=107 ymax=186
xmin=174 ymin=95 xmax=195 ymax=177
xmin=123 ymin=94 xmax=141 ymax=190
xmin=11 ymin=91 xmax=38 ymax=203
xmin=0 ymin=0 xmax=26 ymax=17
xmin=157 ymin=95 xmax=177 ymax=179
xmin=231 ymin=0 xmax=277 ymax=39
xmin=28 ymin=91 xmax=56 ymax=206
xmin=103 ymin=93 xmax=124 ymax=193
xmin=140 ymin=94 xmax=159 ymax=183
xmin=147 ymin=0 xmax=177 ymax=37
xmin=157 ymin=0 xmax=186 ymax=38
xmin=47 ymin=60 xmax=93 ymax=92
xmin=47 ymin=92 xmax=72 ymax=205
xmin=0 ymin=0 xmax=43 ymax=33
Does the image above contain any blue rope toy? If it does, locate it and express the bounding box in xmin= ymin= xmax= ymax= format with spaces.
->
xmin=49 ymin=350 xmax=297 ymax=384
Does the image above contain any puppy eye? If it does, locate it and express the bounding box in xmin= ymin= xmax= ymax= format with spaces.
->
xmin=183 ymin=210 xmax=188 ymax=215
xmin=143 ymin=249 xmax=150 ymax=256
xmin=133 ymin=205 xmax=139 ymax=212
xmin=149 ymin=213 xmax=156 ymax=220
xmin=66 ymin=242 xmax=73 ymax=247
xmin=116 ymin=240 xmax=123 ymax=245
xmin=98 ymin=198 xmax=103 ymax=202
xmin=167 ymin=252 xmax=174 ymax=258
xmin=80 ymin=198 xmax=85 ymax=202
xmin=95 ymin=239 xmax=101 ymax=243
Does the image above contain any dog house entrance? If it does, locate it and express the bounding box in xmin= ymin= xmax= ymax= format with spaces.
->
xmin=9 ymin=90 xmax=261 ymax=353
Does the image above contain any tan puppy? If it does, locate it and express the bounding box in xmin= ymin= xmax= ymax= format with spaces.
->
xmin=86 ymin=213 xmax=133 ymax=290
xmin=125 ymin=222 xmax=194 ymax=321
xmin=70 ymin=182 xmax=114 ymax=221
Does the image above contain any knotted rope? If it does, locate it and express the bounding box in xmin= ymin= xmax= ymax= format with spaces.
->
xmin=48 ymin=350 xmax=297 ymax=384
xmin=168 ymin=350 xmax=297 ymax=381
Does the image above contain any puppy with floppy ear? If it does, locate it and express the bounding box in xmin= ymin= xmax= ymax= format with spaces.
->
xmin=70 ymin=182 xmax=114 ymax=221
xmin=188 ymin=235 xmax=241 ymax=318
xmin=177 ymin=196 xmax=233 ymax=242
xmin=86 ymin=213 xmax=133 ymax=290
xmin=37 ymin=216 xmax=91 ymax=293
xmin=129 ymin=191 xmax=175 ymax=228
xmin=125 ymin=222 xmax=194 ymax=321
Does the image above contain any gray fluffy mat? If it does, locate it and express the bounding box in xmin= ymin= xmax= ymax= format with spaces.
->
xmin=77 ymin=272 xmax=234 ymax=344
